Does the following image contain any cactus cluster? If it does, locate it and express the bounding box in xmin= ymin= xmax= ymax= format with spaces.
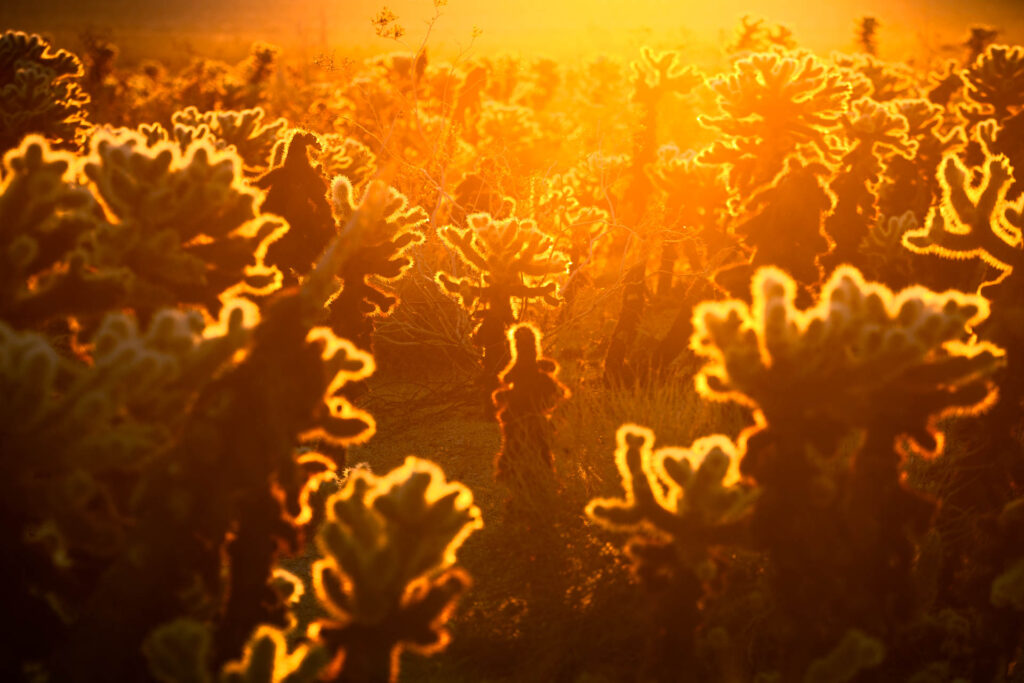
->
xmin=0 ymin=30 xmax=91 ymax=153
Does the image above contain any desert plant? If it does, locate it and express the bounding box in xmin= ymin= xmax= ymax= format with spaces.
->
xmin=492 ymin=324 xmax=570 ymax=500
xmin=700 ymin=51 xmax=850 ymax=194
xmin=171 ymin=105 xmax=288 ymax=170
xmin=83 ymin=128 xmax=283 ymax=317
xmin=823 ymin=98 xmax=916 ymax=272
xmin=255 ymin=130 xmax=335 ymax=284
xmin=0 ymin=30 xmax=91 ymax=153
xmin=325 ymin=176 xmax=427 ymax=353
xmin=311 ymin=457 xmax=482 ymax=683
xmin=436 ymin=212 xmax=567 ymax=410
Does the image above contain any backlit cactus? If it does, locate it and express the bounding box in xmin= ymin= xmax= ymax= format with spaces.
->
xmin=436 ymin=212 xmax=567 ymax=409
xmin=171 ymin=106 xmax=288 ymax=169
xmin=824 ymin=98 xmax=916 ymax=271
xmin=222 ymin=625 xmax=328 ymax=683
xmin=326 ymin=176 xmax=426 ymax=352
xmin=700 ymin=51 xmax=851 ymax=193
xmin=961 ymin=44 xmax=1024 ymax=124
xmin=83 ymin=128 xmax=283 ymax=315
xmin=903 ymin=150 xmax=1023 ymax=282
xmin=311 ymin=457 xmax=482 ymax=683
xmin=492 ymin=324 xmax=569 ymax=496
xmin=255 ymin=130 xmax=334 ymax=283
xmin=0 ymin=135 xmax=119 ymax=326
xmin=693 ymin=265 xmax=1002 ymax=456
xmin=0 ymin=31 xmax=91 ymax=152
xmin=587 ymin=425 xmax=754 ymax=584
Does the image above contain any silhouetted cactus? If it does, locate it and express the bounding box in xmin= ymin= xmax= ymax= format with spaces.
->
xmin=588 ymin=425 xmax=754 ymax=584
xmin=436 ymin=213 xmax=566 ymax=411
xmin=171 ymin=106 xmax=288 ymax=170
xmin=700 ymin=51 xmax=850 ymax=193
xmin=492 ymin=324 xmax=569 ymax=498
xmin=688 ymin=264 xmax=1003 ymax=676
xmin=0 ymin=31 xmax=91 ymax=153
xmin=726 ymin=16 xmax=796 ymax=55
xmin=646 ymin=144 xmax=732 ymax=297
xmin=325 ymin=176 xmax=426 ymax=352
xmin=222 ymin=625 xmax=329 ymax=683
xmin=823 ymin=98 xmax=915 ymax=272
xmin=856 ymin=18 xmax=880 ymax=57
xmin=714 ymin=156 xmax=835 ymax=301
xmin=318 ymin=134 xmax=377 ymax=190
xmin=83 ymin=128 xmax=283 ymax=316
xmin=587 ymin=424 xmax=756 ymax=676
xmin=0 ymin=135 xmax=125 ymax=327
xmin=626 ymin=48 xmax=703 ymax=223
xmin=961 ymin=44 xmax=1024 ymax=125
xmin=15 ymin=196 xmax=386 ymax=681
xmin=878 ymin=99 xmax=963 ymax=231
xmin=255 ymin=130 xmax=335 ymax=284
xmin=311 ymin=457 xmax=482 ymax=683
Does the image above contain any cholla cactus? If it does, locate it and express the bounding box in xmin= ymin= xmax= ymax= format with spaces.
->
xmin=325 ymin=176 xmax=427 ymax=352
xmin=436 ymin=213 xmax=567 ymax=408
xmin=83 ymin=128 xmax=283 ymax=315
xmin=647 ymin=144 xmax=732 ymax=296
xmin=688 ymin=265 xmax=1002 ymax=675
xmin=222 ymin=625 xmax=329 ymax=683
xmin=587 ymin=425 xmax=754 ymax=585
xmin=585 ymin=424 xmax=755 ymax=673
xmin=631 ymin=47 xmax=703 ymax=109
xmin=693 ymin=265 xmax=1002 ymax=459
xmin=0 ymin=31 xmax=91 ymax=152
xmin=171 ymin=106 xmax=288 ymax=169
xmin=833 ymin=54 xmax=917 ymax=102
xmin=311 ymin=457 xmax=482 ymax=683
xmin=856 ymin=17 xmax=880 ymax=57
xmin=318 ymin=134 xmax=377 ymax=190
xmin=726 ymin=16 xmax=796 ymax=55
xmin=3 ymin=301 xmax=253 ymax=676
xmin=41 ymin=199 xmax=386 ymax=679
xmin=0 ymin=135 xmax=122 ymax=326
xmin=492 ymin=325 xmax=569 ymax=496
xmin=878 ymin=99 xmax=963 ymax=225
xmin=255 ymin=130 xmax=334 ymax=283
xmin=824 ymin=99 xmax=916 ymax=271
xmin=860 ymin=210 xmax=919 ymax=286
xmin=961 ymin=45 xmax=1024 ymax=124
xmin=700 ymin=51 xmax=850 ymax=193
xmin=902 ymin=151 xmax=1023 ymax=288
xmin=626 ymin=48 xmax=703 ymax=222
xmin=715 ymin=156 xmax=834 ymax=299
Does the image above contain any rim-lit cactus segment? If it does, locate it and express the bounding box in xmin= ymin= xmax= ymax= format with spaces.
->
xmin=311 ymin=457 xmax=482 ymax=683
xmin=437 ymin=213 xmax=567 ymax=410
xmin=326 ymin=176 xmax=427 ymax=352
xmin=0 ymin=31 xmax=91 ymax=153
xmin=692 ymin=265 xmax=1003 ymax=456
xmin=493 ymin=324 xmax=570 ymax=496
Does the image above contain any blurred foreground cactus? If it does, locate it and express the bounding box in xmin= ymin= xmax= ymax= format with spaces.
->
xmin=0 ymin=31 xmax=91 ymax=153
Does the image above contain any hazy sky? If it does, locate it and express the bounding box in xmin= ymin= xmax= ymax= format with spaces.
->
xmin=4 ymin=0 xmax=1022 ymax=58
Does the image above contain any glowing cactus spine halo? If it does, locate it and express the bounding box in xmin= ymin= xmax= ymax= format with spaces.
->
xmin=492 ymin=323 xmax=570 ymax=497
xmin=309 ymin=456 xmax=482 ymax=683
